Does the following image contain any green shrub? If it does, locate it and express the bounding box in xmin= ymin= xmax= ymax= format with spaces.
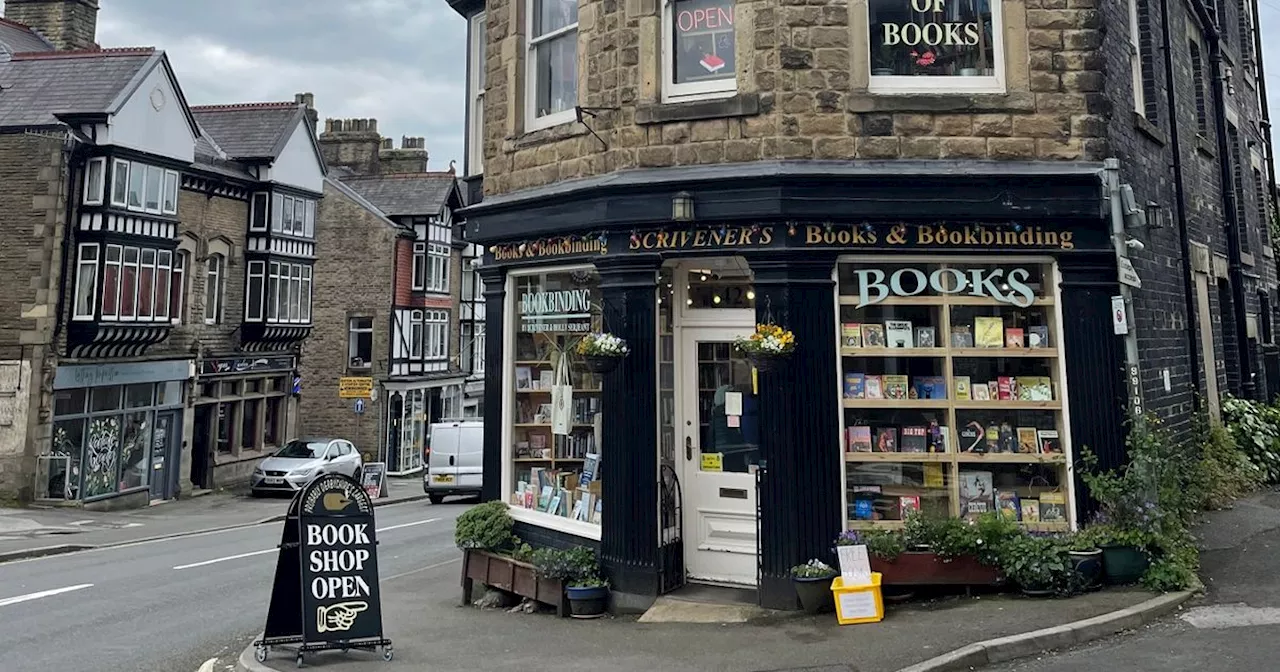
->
xmin=1195 ymin=416 xmax=1265 ymax=509
xmin=998 ymin=534 xmax=1078 ymax=595
xmin=531 ymin=545 xmax=598 ymax=583
xmin=454 ymin=501 xmax=514 ymax=551
xmin=1222 ymin=395 xmax=1280 ymax=483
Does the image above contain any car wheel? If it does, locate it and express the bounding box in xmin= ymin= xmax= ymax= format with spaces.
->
xmin=352 ymin=467 xmax=362 ymax=483
xmin=428 ymin=494 xmax=445 ymax=505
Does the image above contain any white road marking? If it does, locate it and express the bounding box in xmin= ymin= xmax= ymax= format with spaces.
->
xmin=1180 ymin=604 xmax=1280 ymax=629
xmin=171 ymin=518 xmax=443 ymax=570
xmin=196 ymin=657 xmax=217 ymax=672
xmin=0 ymin=583 xmax=93 ymax=608
xmin=383 ymin=556 xmax=460 ymax=582
xmin=173 ymin=549 xmax=275 ymax=570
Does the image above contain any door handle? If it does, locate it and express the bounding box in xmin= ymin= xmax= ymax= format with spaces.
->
xmin=449 ymin=455 xmax=455 ymax=466
xmin=685 ymin=436 xmax=693 ymax=461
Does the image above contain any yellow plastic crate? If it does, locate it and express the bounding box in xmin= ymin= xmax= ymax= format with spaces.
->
xmin=831 ymin=573 xmax=884 ymax=625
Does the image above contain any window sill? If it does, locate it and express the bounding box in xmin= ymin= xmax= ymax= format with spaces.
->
xmin=847 ymin=91 xmax=1035 ymax=113
xmin=508 ymin=505 xmax=601 ymax=541
xmin=636 ymin=92 xmax=760 ymax=125
xmin=506 ymin=119 xmax=588 ymax=152
xmin=1196 ymin=134 xmax=1216 ymax=158
xmin=1132 ymin=112 xmax=1166 ymax=146
xmin=1242 ymin=252 xmax=1256 ymax=267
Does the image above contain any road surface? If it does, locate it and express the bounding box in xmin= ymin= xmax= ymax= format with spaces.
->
xmin=0 ymin=499 xmax=467 ymax=672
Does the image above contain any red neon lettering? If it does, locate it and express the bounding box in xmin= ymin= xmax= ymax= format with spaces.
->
xmin=677 ymin=6 xmax=733 ymax=32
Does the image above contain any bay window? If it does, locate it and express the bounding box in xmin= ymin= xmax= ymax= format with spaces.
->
xmin=127 ymin=163 xmax=145 ymax=209
xmin=137 ymin=249 xmax=156 ymax=319
xmin=867 ymin=0 xmax=1004 ymax=94
xmin=427 ymin=243 xmax=450 ymax=293
xmin=271 ymin=194 xmax=284 ymax=233
xmin=301 ymin=266 xmax=312 ymax=322
xmin=120 ymin=247 xmax=139 ymax=319
xmin=162 ymin=170 xmax=178 ymax=214
xmin=412 ymin=242 xmax=426 ymax=291
xmin=410 ymin=310 xmax=425 ymax=358
xmin=102 ymin=245 xmax=121 ymax=319
xmin=426 ymin=310 xmax=449 ymax=360
xmin=73 ymin=244 xmax=99 ymax=320
xmin=108 ymin=159 xmax=179 ymax=215
xmin=246 ymin=261 xmax=265 ymax=321
xmin=526 ymin=0 xmax=578 ymax=130
xmin=283 ymin=198 xmax=295 ymax=236
xmin=268 ymin=194 xmax=316 ymax=237
xmin=155 ymin=251 xmax=172 ymax=321
xmin=143 ymin=164 xmax=162 ymax=213
xmin=255 ymin=260 xmax=314 ymax=324
xmin=304 ymin=200 xmax=316 ymax=238
xmin=171 ymin=252 xmax=186 ymax=323
xmin=663 ymin=0 xmax=737 ymax=102
xmin=110 ymin=159 xmax=129 ymax=207
xmin=83 ymin=158 xmax=105 ymax=205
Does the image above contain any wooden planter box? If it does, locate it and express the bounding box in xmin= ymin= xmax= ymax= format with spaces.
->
xmin=870 ymin=552 xmax=1002 ymax=586
xmin=461 ymin=548 xmax=568 ymax=617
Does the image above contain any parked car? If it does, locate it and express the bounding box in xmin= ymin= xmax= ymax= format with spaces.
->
xmin=423 ymin=421 xmax=483 ymax=504
xmin=251 ymin=437 xmax=363 ymax=496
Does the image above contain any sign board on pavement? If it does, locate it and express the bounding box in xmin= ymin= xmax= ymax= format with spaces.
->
xmin=361 ymin=462 xmax=387 ymax=499
xmin=339 ymin=377 xmax=373 ymax=399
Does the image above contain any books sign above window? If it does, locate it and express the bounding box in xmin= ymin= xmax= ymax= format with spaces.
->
xmin=867 ymin=0 xmax=1004 ymax=93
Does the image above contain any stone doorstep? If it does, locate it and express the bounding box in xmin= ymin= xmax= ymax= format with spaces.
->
xmin=637 ymin=596 xmax=772 ymax=624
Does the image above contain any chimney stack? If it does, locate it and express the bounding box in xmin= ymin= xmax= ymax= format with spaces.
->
xmin=294 ymin=92 xmax=318 ymax=135
xmin=317 ymin=117 xmax=383 ymax=177
xmin=4 ymin=0 xmax=99 ymax=51
xmin=379 ymin=136 xmax=429 ymax=175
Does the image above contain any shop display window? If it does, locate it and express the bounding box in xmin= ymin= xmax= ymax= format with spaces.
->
xmin=837 ymin=259 xmax=1073 ymax=531
xmin=508 ymin=267 xmax=603 ymax=525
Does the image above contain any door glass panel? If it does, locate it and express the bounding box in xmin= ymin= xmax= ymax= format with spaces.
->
xmin=696 ymin=341 xmax=758 ymax=473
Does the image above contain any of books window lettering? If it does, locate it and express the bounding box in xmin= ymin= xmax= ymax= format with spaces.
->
xmin=509 ymin=268 xmax=604 ymax=525
xmin=672 ymin=0 xmax=736 ymax=85
xmin=836 ymin=260 xmax=1072 ymax=530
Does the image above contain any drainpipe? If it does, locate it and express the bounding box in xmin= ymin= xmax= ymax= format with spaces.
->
xmin=1158 ymin=0 xmax=1203 ymax=402
xmin=1195 ymin=6 xmax=1257 ymax=399
xmin=1105 ymin=159 xmax=1145 ymax=418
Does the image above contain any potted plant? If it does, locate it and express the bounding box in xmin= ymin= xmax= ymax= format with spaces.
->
xmin=533 ymin=545 xmax=609 ymax=617
xmin=1065 ymin=531 xmax=1105 ymax=591
xmin=999 ymin=533 xmax=1077 ymax=597
xmin=873 ymin=42 xmax=898 ymax=76
xmin=1088 ymin=524 xmax=1152 ymax=585
xmin=791 ymin=559 xmax=838 ymax=614
xmin=861 ymin=514 xmax=1006 ymax=586
xmin=457 ymin=502 xmax=570 ymax=616
xmin=576 ymin=332 xmax=629 ymax=374
xmin=733 ymin=323 xmax=796 ymax=371
xmin=1079 ymin=448 xmax=1159 ymax=585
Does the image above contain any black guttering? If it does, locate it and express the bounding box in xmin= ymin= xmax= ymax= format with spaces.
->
xmin=1158 ymin=0 xmax=1203 ymax=402
xmin=1191 ymin=0 xmax=1257 ymax=398
xmin=459 ymin=161 xmax=1108 ymax=244
xmin=1249 ymin=0 xmax=1278 ymax=240
xmin=445 ymin=0 xmax=484 ymax=17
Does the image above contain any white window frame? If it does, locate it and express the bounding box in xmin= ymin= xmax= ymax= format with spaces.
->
xmin=138 ymin=248 xmax=157 ymax=320
xmin=205 ymin=253 xmax=224 ymax=325
xmin=102 ymin=244 xmax=122 ymax=320
xmin=155 ymin=250 xmax=172 ymax=321
xmin=282 ymin=197 xmax=295 ymax=237
xmin=290 ymin=264 xmax=304 ymax=322
xmin=1128 ymin=0 xmax=1144 ymax=115
xmin=525 ymin=0 xmax=579 ymax=132
xmin=426 ymin=309 xmax=449 ymax=360
xmin=250 ymin=193 xmax=269 ymax=232
xmin=83 ymin=157 xmax=106 ymax=205
xmin=348 ymin=317 xmax=374 ymax=369
xmin=267 ymin=261 xmax=280 ymax=322
xmin=142 ymin=164 xmax=163 ymax=214
xmin=301 ymin=265 xmax=312 ymax=323
xmin=170 ymin=251 xmax=186 ymax=324
xmin=474 ymin=322 xmax=486 ymax=375
xmin=110 ymin=159 xmax=130 ymax=207
xmin=410 ymin=309 xmax=424 ymax=358
xmin=865 ymin=0 xmax=1006 ymax=95
xmin=271 ymin=193 xmax=284 ymax=233
xmin=428 ymin=243 xmax=450 ymax=293
xmin=294 ymin=199 xmax=307 ymax=236
xmin=120 ymin=246 xmax=140 ymax=321
xmin=246 ymin=260 xmax=266 ymax=321
xmin=72 ymin=243 xmax=99 ymax=321
xmin=162 ymin=169 xmax=179 ymax=215
xmin=661 ymin=0 xmax=739 ymax=103
xmin=304 ymin=200 xmax=316 ymax=238
xmin=468 ymin=12 xmax=487 ymax=174
xmin=127 ymin=160 xmax=145 ymax=210
xmin=412 ymin=242 xmax=427 ymax=291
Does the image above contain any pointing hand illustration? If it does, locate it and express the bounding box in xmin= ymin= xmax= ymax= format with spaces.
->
xmin=316 ymin=601 xmax=368 ymax=633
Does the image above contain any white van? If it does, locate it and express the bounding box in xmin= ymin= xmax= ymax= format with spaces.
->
xmin=423 ymin=420 xmax=484 ymax=504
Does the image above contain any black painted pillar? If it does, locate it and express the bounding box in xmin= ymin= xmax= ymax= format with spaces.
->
xmin=748 ymin=253 xmax=842 ymax=610
xmin=478 ymin=265 xmax=507 ymax=503
xmin=596 ymin=255 xmax=662 ymax=604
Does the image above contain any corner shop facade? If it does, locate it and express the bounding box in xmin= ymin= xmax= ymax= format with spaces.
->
xmin=463 ymin=161 xmax=1127 ymax=611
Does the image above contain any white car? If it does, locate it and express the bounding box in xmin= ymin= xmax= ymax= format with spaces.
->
xmin=251 ymin=437 xmax=363 ymax=495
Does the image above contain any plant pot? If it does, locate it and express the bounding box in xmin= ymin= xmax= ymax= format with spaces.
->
xmin=870 ymin=552 xmax=1001 ymax=586
xmin=982 ymin=68 xmax=994 ymax=76
xmin=565 ymin=585 xmax=609 ymax=618
xmin=1100 ymin=545 xmax=1150 ymax=585
xmin=582 ymin=354 xmax=623 ymax=374
xmin=872 ymin=68 xmax=895 ymax=76
xmin=743 ymin=352 xmax=787 ymax=372
xmin=1068 ymin=549 xmax=1104 ymax=590
xmin=1020 ymin=586 xmax=1056 ymax=597
xmin=959 ymin=67 xmax=979 ymax=76
xmin=793 ymin=575 xmax=836 ymax=614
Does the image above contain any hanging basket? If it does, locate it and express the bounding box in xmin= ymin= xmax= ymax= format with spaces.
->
xmin=743 ymin=352 xmax=789 ymax=372
xmin=582 ymin=354 xmax=624 ymax=374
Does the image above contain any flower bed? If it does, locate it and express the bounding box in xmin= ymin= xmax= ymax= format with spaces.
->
xmin=461 ymin=548 xmax=568 ymax=617
xmin=869 ymin=552 xmax=1001 ymax=586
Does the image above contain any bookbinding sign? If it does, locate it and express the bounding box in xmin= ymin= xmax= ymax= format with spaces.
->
xmin=256 ymin=473 xmax=392 ymax=664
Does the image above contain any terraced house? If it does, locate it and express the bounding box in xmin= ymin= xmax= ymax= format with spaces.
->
xmin=444 ymin=0 xmax=1278 ymax=610
xmin=0 ymin=0 xmax=325 ymax=508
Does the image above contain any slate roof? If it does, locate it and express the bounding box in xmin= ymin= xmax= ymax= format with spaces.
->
xmin=326 ymin=177 xmax=400 ymax=229
xmin=0 ymin=48 xmax=158 ymax=127
xmin=190 ymin=103 xmax=303 ymax=160
xmin=339 ymin=173 xmax=459 ymax=217
xmin=0 ymin=18 xmax=52 ymax=58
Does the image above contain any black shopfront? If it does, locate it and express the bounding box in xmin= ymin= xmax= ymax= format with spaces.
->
xmin=461 ymin=161 xmax=1129 ymax=611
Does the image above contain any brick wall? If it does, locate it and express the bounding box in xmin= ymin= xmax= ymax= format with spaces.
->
xmin=0 ymin=134 xmax=66 ymax=502
xmin=480 ymin=0 xmax=1107 ymax=196
xmin=298 ymin=180 xmax=397 ymax=454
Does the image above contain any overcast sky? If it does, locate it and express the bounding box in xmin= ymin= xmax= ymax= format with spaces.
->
xmin=21 ymin=1 xmax=1280 ymax=172
xmin=95 ymin=0 xmax=468 ymax=171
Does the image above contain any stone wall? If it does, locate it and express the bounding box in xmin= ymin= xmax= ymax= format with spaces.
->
xmin=164 ymin=188 xmax=251 ymax=358
xmin=5 ymin=0 xmax=99 ymax=51
xmin=479 ymin=0 xmax=1107 ymax=196
xmin=298 ymin=180 xmax=397 ymax=453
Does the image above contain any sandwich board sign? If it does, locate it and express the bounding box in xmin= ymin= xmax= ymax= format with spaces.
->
xmin=253 ymin=473 xmax=393 ymax=666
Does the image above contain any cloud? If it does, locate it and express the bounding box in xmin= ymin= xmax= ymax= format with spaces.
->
xmin=93 ymin=0 xmax=467 ymax=168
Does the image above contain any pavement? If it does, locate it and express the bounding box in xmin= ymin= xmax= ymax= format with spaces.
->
xmin=0 ymin=477 xmax=466 ymax=672
xmin=984 ymin=489 xmax=1280 ymax=671
xmin=0 ymin=476 xmax=432 ymax=562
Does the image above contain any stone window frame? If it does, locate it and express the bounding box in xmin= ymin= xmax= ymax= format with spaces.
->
xmin=1127 ymin=0 xmax=1144 ymax=117
xmin=1189 ymin=38 xmax=1209 ymax=137
xmin=525 ymin=0 xmax=580 ymax=132
xmin=468 ymin=11 xmax=487 ymax=175
xmin=198 ymin=375 xmax=289 ymax=461
xmin=204 ymin=251 xmax=226 ymax=325
xmin=83 ymin=157 xmax=106 ymax=206
xmin=661 ymin=0 xmax=740 ymax=103
xmin=864 ymin=0 xmax=1007 ymax=95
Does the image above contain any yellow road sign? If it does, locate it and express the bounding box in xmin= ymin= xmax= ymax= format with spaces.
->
xmin=338 ymin=377 xmax=373 ymax=399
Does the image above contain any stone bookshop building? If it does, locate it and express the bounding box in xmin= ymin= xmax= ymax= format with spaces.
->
xmin=444 ymin=0 xmax=1279 ymax=611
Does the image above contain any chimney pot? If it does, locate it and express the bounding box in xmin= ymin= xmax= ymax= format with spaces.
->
xmin=381 ymin=138 xmax=393 ymax=150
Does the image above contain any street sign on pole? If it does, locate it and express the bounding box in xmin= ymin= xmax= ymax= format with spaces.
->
xmin=354 ymin=398 xmax=366 ymax=415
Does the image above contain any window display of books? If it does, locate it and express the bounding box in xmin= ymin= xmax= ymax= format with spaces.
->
xmin=837 ymin=261 xmax=1072 ymax=531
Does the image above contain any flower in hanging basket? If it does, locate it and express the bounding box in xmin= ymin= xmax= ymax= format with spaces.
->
xmin=576 ymin=332 xmax=630 ymax=358
xmin=734 ymin=323 xmax=796 ymax=358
